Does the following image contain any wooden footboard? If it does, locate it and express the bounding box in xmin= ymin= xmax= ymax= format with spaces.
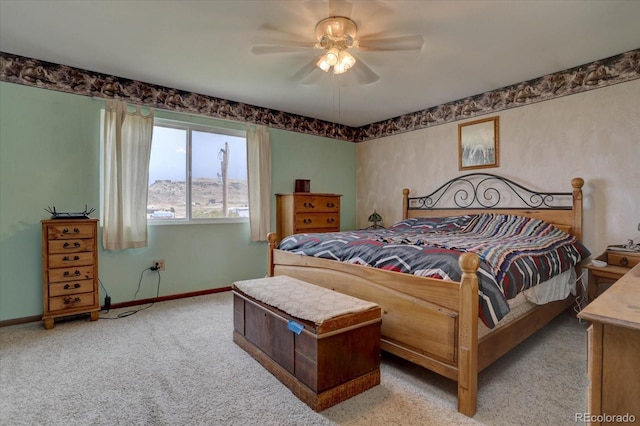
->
xmin=267 ymin=233 xmax=481 ymax=416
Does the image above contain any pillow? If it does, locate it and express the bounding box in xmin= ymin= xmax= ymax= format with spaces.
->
xmin=389 ymin=215 xmax=476 ymax=232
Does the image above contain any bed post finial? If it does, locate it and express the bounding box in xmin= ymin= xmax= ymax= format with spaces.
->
xmin=571 ymin=177 xmax=584 ymax=190
xmin=459 ymin=252 xmax=480 ymax=273
xmin=402 ymin=188 xmax=410 ymax=220
xmin=267 ymin=232 xmax=278 ymax=277
xmin=571 ymin=177 xmax=584 ymax=242
xmin=457 ymin=252 xmax=479 ymax=417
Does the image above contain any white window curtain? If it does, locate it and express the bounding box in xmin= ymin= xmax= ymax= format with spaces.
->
xmin=103 ymin=100 xmax=155 ymax=250
xmin=247 ymin=125 xmax=271 ymax=242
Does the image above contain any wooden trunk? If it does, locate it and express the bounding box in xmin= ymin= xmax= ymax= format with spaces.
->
xmin=232 ymin=288 xmax=381 ymax=411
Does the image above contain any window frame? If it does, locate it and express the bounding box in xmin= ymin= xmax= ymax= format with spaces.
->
xmin=148 ymin=118 xmax=249 ymax=225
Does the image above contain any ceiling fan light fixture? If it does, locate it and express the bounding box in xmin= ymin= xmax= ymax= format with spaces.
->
xmin=317 ymin=47 xmax=341 ymax=72
xmin=333 ymin=63 xmax=347 ymax=75
xmin=314 ymin=16 xmax=359 ymax=75
xmin=325 ymin=48 xmax=340 ymax=66
xmin=316 ymin=56 xmax=331 ymax=72
xmin=333 ymin=50 xmax=356 ymax=74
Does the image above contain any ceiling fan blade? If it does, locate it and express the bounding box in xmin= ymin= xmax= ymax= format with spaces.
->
xmin=351 ymin=57 xmax=379 ymax=85
xmin=251 ymin=35 xmax=316 ymax=48
xmin=300 ymin=69 xmax=325 ymax=86
xmin=251 ymin=46 xmax=313 ymax=55
xmin=329 ymin=0 xmax=353 ymax=18
xmin=358 ymin=34 xmax=424 ymax=51
xmin=255 ymin=23 xmax=311 ymax=42
xmin=289 ymin=57 xmax=321 ymax=83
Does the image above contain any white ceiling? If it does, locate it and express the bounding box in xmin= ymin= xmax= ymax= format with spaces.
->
xmin=1 ymin=0 xmax=639 ymax=127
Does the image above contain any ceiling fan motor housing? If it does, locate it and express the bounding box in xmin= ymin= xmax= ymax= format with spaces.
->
xmin=315 ymin=16 xmax=358 ymax=49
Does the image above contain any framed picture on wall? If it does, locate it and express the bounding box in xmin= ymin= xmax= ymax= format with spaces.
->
xmin=458 ymin=116 xmax=499 ymax=170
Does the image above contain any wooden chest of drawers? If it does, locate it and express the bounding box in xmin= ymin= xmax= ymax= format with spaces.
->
xmin=41 ymin=219 xmax=99 ymax=329
xmin=276 ymin=193 xmax=341 ymax=241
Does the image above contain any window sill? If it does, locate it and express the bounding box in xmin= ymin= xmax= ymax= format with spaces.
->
xmin=148 ymin=217 xmax=249 ymax=226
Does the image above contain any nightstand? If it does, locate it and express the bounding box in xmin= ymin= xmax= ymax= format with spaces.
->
xmin=585 ymin=249 xmax=640 ymax=303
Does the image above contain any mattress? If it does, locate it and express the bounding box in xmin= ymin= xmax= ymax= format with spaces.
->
xmin=478 ymin=268 xmax=576 ymax=338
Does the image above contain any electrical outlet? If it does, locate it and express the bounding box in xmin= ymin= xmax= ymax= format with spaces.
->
xmin=152 ymin=259 xmax=165 ymax=271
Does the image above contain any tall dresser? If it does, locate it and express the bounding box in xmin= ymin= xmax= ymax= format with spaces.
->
xmin=276 ymin=193 xmax=341 ymax=241
xmin=577 ymin=263 xmax=640 ymax=425
xmin=41 ymin=219 xmax=100 ymax=329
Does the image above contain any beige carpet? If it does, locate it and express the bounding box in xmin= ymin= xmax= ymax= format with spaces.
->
xmin=0 ymin=292 xmax=588 ymax=425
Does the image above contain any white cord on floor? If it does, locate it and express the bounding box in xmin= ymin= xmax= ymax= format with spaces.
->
xmin=573 ymin=272 xmax=587 ymax=323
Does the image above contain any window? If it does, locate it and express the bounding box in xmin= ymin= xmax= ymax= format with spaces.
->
xmin=148 ymin=119 xmax=248 ymax=222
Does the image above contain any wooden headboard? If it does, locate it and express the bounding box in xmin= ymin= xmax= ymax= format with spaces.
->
xmin=402 ymin=173 xmax=583 ymax=241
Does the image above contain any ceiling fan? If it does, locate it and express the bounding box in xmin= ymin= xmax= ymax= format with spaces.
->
xmin=251 ymin=0 xmax=424 ymax=85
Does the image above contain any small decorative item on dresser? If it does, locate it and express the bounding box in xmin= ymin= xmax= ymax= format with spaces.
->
xmin=366 ymin=210 xmax=384 ymax=229
xmin=45 ymin=205 xmax=96 ymax=220
xmin=295 ymin=179 xmax=310 ymax=193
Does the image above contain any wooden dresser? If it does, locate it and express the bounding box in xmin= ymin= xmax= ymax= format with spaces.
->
xmin=578 ymin=263 xmax=640 ymax=425
xmin=41 ymin=219 xmax=100 ymax=329
xmin=276 ymin=193 xmax=341 ymax=241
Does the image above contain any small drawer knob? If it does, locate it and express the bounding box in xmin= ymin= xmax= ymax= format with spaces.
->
xmin=63 ymin=296 xmax=81 ymax=305
xmin=63 ymin=283 xmax=81 ymax=290
xmin=620 ymin=257 xmax=629 ymax=267
xmin=303 ymin=218 xmax=312 ymax=224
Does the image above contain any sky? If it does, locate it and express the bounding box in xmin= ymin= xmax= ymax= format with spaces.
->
xmin=148 ymin=126 xmax=247 ymax=183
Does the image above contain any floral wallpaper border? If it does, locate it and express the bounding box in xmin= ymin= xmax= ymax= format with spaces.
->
xmin=1 ymin=49 xmax=639 ymax=143
xmin=357 ymin=49 xmax=640 ymax=142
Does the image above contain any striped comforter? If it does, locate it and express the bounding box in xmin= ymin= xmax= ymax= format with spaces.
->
xmin=278 ymin=214 xmax=590 ymax=328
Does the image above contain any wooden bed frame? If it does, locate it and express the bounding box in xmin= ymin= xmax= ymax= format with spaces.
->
xmin=266 ymin=173 xmax=584 ymax=417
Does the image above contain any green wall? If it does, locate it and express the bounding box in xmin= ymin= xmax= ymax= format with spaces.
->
xmin=0 ymin=82 xmax=356 ymax=321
